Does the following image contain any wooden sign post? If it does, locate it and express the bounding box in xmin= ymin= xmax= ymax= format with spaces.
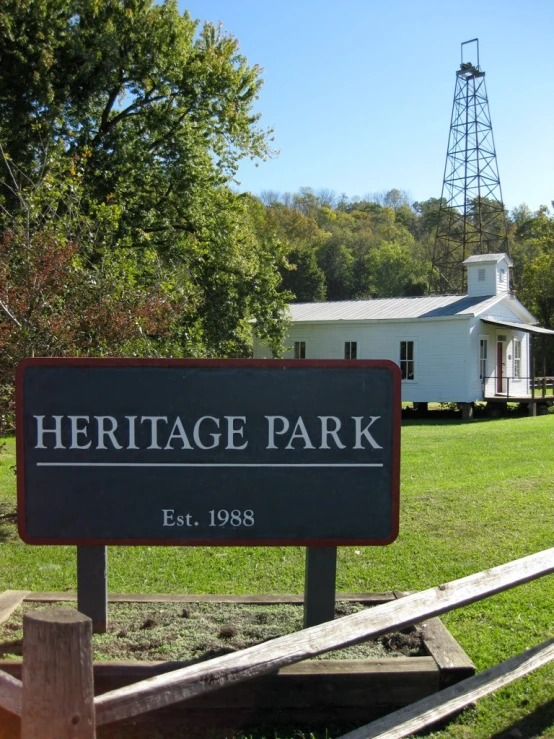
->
xmin=77 ymin=546 xmax=107 ymax=634
xmin=304 ymin=546 xmax=338 ymax=627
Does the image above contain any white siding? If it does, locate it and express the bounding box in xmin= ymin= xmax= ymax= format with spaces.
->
xmin=252 ymin=331 xmax=267 ymax=358
xmin=483 ymin=300 xmax=524 ymax=322
xmin=496 ymin=264 xmax=510 ymax=294
xmin=255 ymin=318 xmax=476 ymax=403
xmin=467 ymin=265 xmax=497 ymax=298
xmin=253 ymin=288 xmax=536 ymax=403
xmin=466 ymin=256 xmax=511 ymax=298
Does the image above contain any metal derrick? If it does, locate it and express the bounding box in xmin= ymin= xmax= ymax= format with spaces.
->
xmin=432 ymin=39 xmax=509 ymax=294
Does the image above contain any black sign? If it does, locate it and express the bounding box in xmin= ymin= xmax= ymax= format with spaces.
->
xmin=16 ymin=359 xmax=400 ymax=546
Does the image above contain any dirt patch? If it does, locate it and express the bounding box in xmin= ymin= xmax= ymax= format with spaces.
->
xmin=0 ymin=600 xmax=425 ymax=664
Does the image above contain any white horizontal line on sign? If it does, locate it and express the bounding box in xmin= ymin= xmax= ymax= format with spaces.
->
xmin=36 ymin=462 xmax=384 ymax=468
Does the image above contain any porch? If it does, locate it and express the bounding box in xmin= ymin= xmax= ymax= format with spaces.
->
xmin=481 ymin=317 xmax=554 ymax=413
xmin=483 ymin=375 xmax=554 ymax=403
xmin=482 ymin=376 xmax=553 ymax=418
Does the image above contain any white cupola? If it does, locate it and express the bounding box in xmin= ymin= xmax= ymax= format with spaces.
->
xmin=463 ymin=253 xmax=513 ymax=297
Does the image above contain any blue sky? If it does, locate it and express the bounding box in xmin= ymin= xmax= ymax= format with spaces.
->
xmin=181 ymin=0 xmax=554 ymax=213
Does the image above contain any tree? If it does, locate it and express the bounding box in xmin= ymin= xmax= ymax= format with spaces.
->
xmin=515 ymin=207 xmax=554 ymax=326
xmin=280 ymin=248 xmax=326 ymax=303
xmin=412 ymin=198 xmax=444 ymax=239
xmin=0 ymin=0 xmax=288 ymax=362
xmin=0 ymin=145 xmax=188 ymax=431
xmin=369 ymin=188 xmax=411 ymax=211
xmin=511 ymin=206 xmax=554 ymax=289
xmin=383 ymin=188 xmax=411 ymax=211
xmin=519 ymin=252 xmax=554 ymax=329
xmin=360 ymin=242 xmax=427 ymax=299
xmin=316 ymin=240 xmax=354 ymax=301
xmin=263 ymin=202 xmax=324 ymax=250
xmin=0 ymin=1 xmax=271 ymax=185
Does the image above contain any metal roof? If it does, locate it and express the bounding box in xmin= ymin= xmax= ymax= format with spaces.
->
xmin=463 ymin=253 xmax=513 ymax=266
xmin=288 ymin=294 xmax=502 ymax=322
xmin=481 ymin=318 xmax=554 ymax=336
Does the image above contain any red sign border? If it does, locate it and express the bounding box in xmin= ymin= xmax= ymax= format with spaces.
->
xmin=16 ymin=357 xmax=401 ymax=547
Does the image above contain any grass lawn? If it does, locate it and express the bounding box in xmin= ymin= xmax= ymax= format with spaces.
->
xmin=0 ymin=415 xmax=553 ymax=738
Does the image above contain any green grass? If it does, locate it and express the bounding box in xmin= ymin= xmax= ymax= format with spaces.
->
xmin=1 ymin=416 xmax=553 ymax=738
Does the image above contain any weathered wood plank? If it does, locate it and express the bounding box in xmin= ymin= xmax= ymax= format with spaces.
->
xmin=0 ymin=668 xmax=22 ymax=716
xmin=25 ymin=592 xmax=395 ymax=605
xmin=0 ymin=658 xmax=441 ymax=717
xmin=0 ymin=590 xmax=30 ymax=624
xmin=0 ymin=656 xmax=441 ymax=679
xmin=96 ymin=658 xmax=439 ymax=715
xmin=0 ymin=590 xmax=27 ymax=716
xmin=94 ymin=546 xmax=554 ymax=726
xmin=337 ymin=637 xmax=554 ymax=739
xmin=21 ymin=608 xmax=95 ymax=738
xmin=90 ymin=657 xmax=437 ymax=679
xmin=420 ymin=618 xmax=475 ymax=687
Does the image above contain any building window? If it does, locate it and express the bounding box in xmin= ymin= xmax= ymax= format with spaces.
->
xmin=294 ymin=341 xmax=306 ymax=359
xmin=478 ymin=268 xmax=486 ymax=282
xmin=400 ymin=340 xmax=415 ymax=380
xmin=479 ymin=339 xmax=488 ymax=380
xmin=513 ymin=339 xmax=521 ymax=378
xmin=499 ymin=268 xmax=506 ymax=284
xmin=344 ymin=341 xmax=357 ymax=359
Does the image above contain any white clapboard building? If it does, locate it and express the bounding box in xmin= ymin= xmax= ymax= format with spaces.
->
xmin=254 ymin=254 xmax=554 ymax=407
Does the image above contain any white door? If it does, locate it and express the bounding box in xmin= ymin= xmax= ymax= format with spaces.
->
xmin=496 ymin=335 xmax=507 ymax=394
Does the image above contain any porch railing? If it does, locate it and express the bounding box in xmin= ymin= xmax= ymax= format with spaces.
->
xmin=482 ymin=375 xmax=554 ymax=401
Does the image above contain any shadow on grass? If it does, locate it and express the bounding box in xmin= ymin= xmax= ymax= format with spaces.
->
xmin=97 ymin=715 xmax=362 ymax=739
xmin=0 ymin=639 xmax=22 ymax=658
xmin=489 ymin=697 xmax=554 ymax=739
xmin=0 ymin=513 xmax=18 ymax=543
xmin=401 ymin=403 xmax=552 ymax=427
xmin=401 ymin=414 xmax=523 ymax=427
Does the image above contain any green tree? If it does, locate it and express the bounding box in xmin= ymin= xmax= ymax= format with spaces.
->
xmin=263 ymin=202 xmax=324 ymax=251
xmin=0 ymin=0 xmax=288 ymax=360
xmin=366 ymin=242 xmax=427 ymax=298
xmin=280 ymin=248 xmax=326 ymax=303
xmin=511 ymin=206 xmax=554 ymax=285
xmin=515 ymin=207 xmax=554 ymax=327
xmin=412 ymin=197 xmax=443 ymax=240
xmin=255 ymin=199 xmax=328 ymax=303
xmin=519 ymin=252 xmax=554 ymax=329
xmin=316 ymin=240 xmax=354 ymax=301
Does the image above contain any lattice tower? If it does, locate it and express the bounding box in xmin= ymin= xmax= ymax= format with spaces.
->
xmin=432 ymin=39 xmax=509 ymax=294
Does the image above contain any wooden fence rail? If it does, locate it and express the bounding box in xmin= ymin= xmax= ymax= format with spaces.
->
xmin=337 ymin=637 xmax=554 ymax=739
xmin=0 ymin=546 xmax=552 ymax=736
xmin=95 ymin=545 xmax=554 ymax=726
xmin=0 ymin=670 xmax=22 ymax=717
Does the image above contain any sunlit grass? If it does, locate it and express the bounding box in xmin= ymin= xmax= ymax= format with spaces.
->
xmin=1 ymin=415 xmax=553 ymax=737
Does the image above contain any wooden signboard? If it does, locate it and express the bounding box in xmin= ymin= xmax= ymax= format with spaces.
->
xmin=16 ymin=358 xmax=400 ymax=547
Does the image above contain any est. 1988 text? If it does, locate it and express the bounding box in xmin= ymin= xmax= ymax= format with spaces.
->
xmin=162 ymin=508 xmax=255 ymax=528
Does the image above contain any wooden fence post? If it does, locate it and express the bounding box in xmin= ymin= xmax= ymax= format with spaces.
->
xmin=21 ymin=607 xmax=95 ymax=739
